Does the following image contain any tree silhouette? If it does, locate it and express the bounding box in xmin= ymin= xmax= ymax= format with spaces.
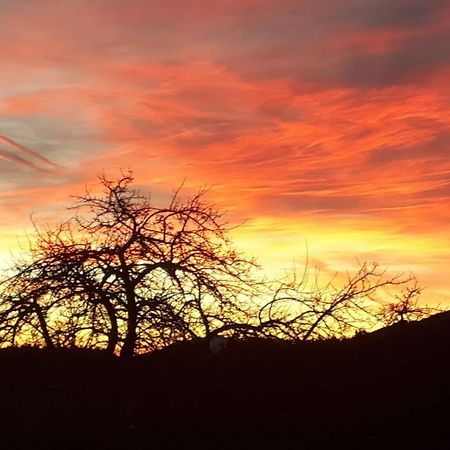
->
xmin=0 ymin=173 xmax=259 ymax=357
xmin=0 ymin=173 xmax=439 ymax=356
xmin=377 ymin=283 xmax=440 ymax=326
xmin=250 ymin=262 xmax=419 ymax=341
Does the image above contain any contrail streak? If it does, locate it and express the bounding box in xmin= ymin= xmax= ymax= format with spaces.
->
xmin=0 ymin=134 xmax=57 ymax=168
xmin=0 ymin=149 xmax=44 ymax=171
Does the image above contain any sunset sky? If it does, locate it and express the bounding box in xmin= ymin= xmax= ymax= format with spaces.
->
xmin=0 ymin=0 xmax=449 ymax=305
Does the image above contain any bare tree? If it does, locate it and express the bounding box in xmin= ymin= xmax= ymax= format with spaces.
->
xmin=0 ymin=172 xmax=437 ymax=356
xmin=377 ymin=283 xmax=441 ymax=326
xmin=239 ymin=262 xmax=417 ymax=341
xmin=0 ymin=173 xmax=259 ymax=357
xmin=191 ymin=263 xmax=426 ymax=342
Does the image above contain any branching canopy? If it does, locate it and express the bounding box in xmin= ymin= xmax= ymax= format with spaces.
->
xmin=0 ymin=173 xmax=439 ymax=356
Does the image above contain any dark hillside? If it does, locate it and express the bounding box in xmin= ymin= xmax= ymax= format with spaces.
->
xmin=1 ymin=313 xmax=450 ymax=449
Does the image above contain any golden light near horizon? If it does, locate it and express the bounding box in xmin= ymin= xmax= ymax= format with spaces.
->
xmin=0 ymin=0 xmax=449 ymax=308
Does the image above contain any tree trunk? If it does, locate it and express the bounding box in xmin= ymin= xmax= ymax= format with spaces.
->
xmin=34 ymin=302 xmax=54 ymax=349
xmin=120 ymin=310 xmax=137 ymax=358
xmin=118 ymin=251 xmax=137 ymax=358
xmin=102 ymin=298 xmax=118 ymax=354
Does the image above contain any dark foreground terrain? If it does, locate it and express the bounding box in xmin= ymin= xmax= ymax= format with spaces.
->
xmin=1 ymin=312 xmax=450 ymax=450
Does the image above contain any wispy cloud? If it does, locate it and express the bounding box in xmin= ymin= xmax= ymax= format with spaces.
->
xmin=0 ymin=134 xmax=57 ymax=170
xmin=0 ymin=147 xmax=43 ymax=170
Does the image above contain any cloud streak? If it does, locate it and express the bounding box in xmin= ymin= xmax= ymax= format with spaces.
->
xmin=0 ymin=148 xmax=43 ymax=170
xmin=0 ymin=134 xmax=57 ymax=170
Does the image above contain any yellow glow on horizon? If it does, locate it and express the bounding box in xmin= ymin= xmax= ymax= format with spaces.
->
xmin=231 ymin=215 xmax=450 ymax=306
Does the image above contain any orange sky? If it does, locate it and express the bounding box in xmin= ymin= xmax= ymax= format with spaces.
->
xmin=0 ymin=0 xmax=449 ymax=305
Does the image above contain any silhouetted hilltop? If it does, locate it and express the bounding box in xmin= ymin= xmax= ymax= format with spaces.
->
xmin=1 ymin=312 xmax=449 ymax=449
